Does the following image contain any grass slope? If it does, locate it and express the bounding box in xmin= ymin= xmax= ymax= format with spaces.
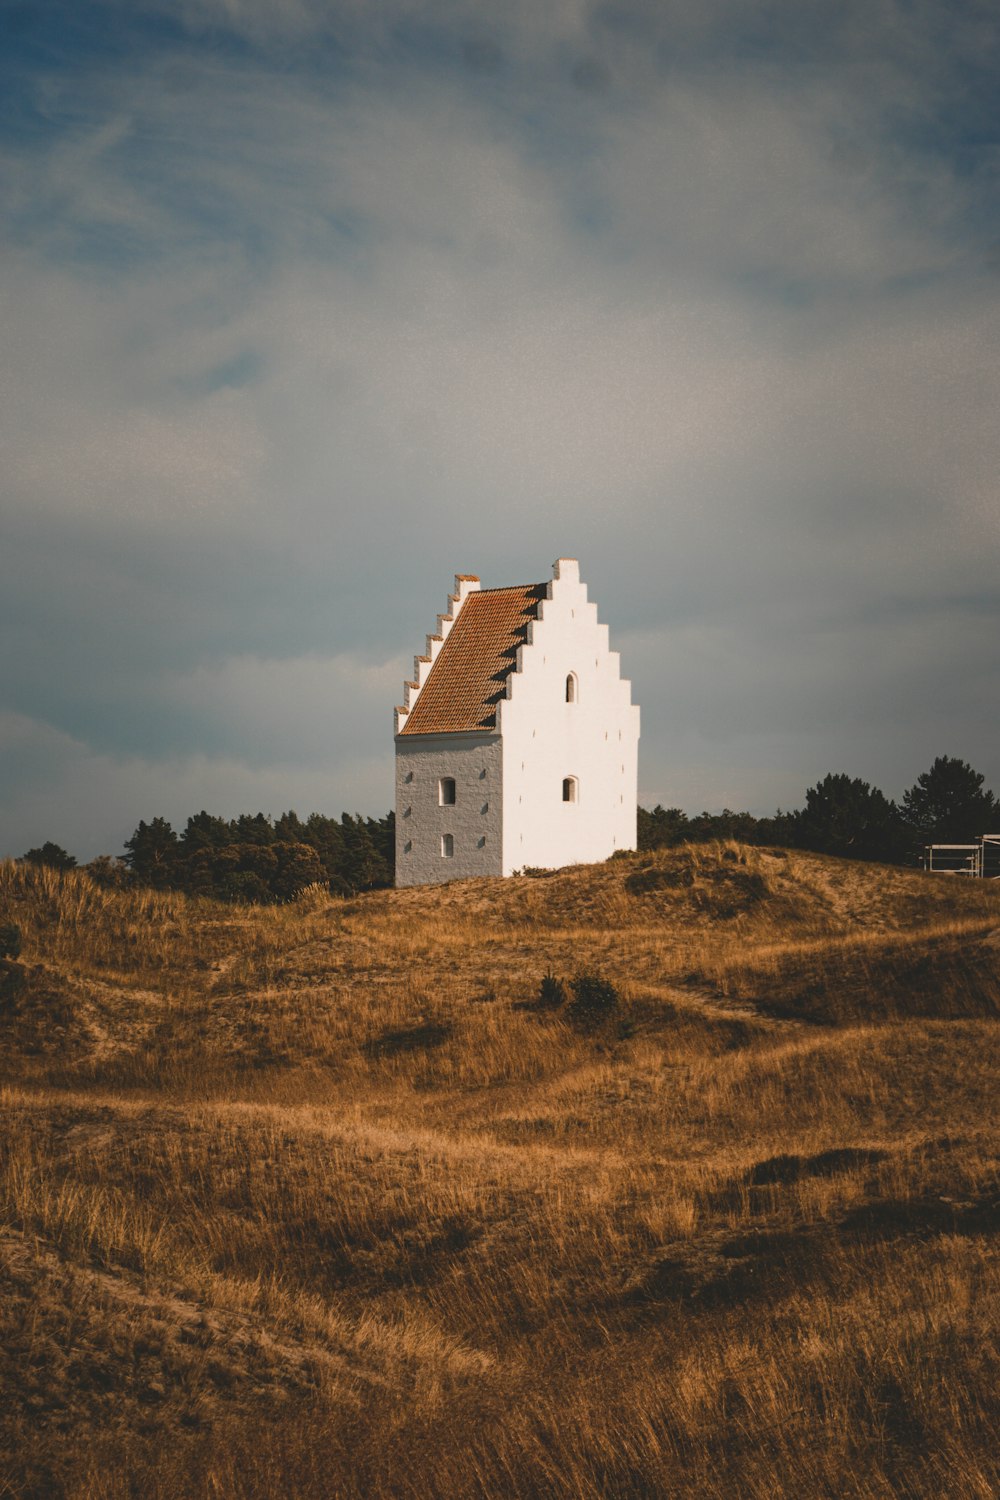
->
xmin=1 ymin=845 xmax=998 ymax=1499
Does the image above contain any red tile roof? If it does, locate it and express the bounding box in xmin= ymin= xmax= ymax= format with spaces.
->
xmin=399 ymin=584 xmax=547 ymax=735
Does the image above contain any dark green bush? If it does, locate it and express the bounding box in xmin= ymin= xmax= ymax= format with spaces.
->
xmin=567 ymin=970 xmax=619 ymax=1026
xmin=84 ymin=855 xmax=132 ymax=889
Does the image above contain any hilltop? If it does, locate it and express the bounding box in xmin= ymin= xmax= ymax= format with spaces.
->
xmin=1 ymin=846 xmax=998 ymax=1498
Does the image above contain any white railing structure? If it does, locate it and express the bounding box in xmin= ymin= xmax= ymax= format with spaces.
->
xmin=981 ymin=834 xmax=1000 ymax=879
xmin=923 ymin=834 xmax=1000 ymax=878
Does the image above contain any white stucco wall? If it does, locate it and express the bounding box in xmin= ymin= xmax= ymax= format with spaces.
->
xmin=395 ymin=732 xmax=503 ymax=887
xmin=497 ymin=558 xmax=639 ymax=875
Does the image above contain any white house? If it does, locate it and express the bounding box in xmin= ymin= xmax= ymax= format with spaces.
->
xmin=394 ymin=558 xmax=639 ymax=886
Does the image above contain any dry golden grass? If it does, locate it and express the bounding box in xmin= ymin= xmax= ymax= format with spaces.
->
xmin=1 ymin=846 xmax=998 ymax=1498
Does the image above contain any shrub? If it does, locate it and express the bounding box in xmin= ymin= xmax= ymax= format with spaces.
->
xmin=0 ymin=924 xmax=21 ymax=960
xmin=20 ymin=842 xmax=77 ymax=871
xmin=84 ymin=855 xmax=132 ymax=889
xmin=537 ymin=971 xmax=571 ymax=1009
xmin=567 ymin=970 xmax=619 ymax=1027
xmin=217 ymin=871 xmax=273 ymax=905
xmin=0 ymin=958 xmax=26 ymax=1007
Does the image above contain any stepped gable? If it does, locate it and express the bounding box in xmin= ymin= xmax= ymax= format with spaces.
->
xmin=399 ymin=582 xmax=547 ymax=735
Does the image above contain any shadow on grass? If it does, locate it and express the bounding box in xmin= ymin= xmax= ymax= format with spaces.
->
xmin=747 ymin=1146 xmax=889 ymax=1186
xmin=625 ymin=1185 xmax=1000 ymax=1311
xmin=362 ymin=1022 xmax=452 ymax=1058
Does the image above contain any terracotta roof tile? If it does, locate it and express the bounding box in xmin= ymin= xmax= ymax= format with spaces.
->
xmin=399 ymin=584 xmax=547 ymax=735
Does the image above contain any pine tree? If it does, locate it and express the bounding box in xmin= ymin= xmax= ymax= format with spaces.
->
xmin=122 ymin=818 xmax=178 ymax=887
xmin=792 ymin=774 xmax=905 ymax=862
xmin=901 ymin=757 xmax=996 ymax=844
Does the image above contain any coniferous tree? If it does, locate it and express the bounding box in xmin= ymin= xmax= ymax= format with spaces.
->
xmin=20 ymin=842 xmax=77 ymax=871
xmin=340 ymin=814 xmax=390 ymax=891
xmin=233 ymin=812 xmax=275 ymax=846
xmin=687 ymin=808 xmax=764 ymax=845
xmin=637 ymin=806 xmax=689 ymax=849
xmin=179 ymin=811 xmax=232 ymax=853
xmin=122 ymin=818 xmax=178 ymax=887
xmin=901 ymin=756 xmax=996 ymax=845
xmin=791 ymin=773 xmax=905 ymax=862
xmin=119 ymin=807 xmax=394 ymax=900
xmin=303 ymin=811 xmax=347 ymax=879
xmin=274 ymin=810 xmax=306 ymax=843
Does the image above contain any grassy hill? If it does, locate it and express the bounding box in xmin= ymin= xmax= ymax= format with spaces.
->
xmin=1 ymin=845 xmax=998 ymax=1499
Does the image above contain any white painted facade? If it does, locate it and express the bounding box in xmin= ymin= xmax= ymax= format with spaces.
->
xmin=395 ymin=559 xmax=639 ymax=886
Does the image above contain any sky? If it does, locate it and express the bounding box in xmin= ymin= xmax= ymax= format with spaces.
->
xmin=2 ymin=0 xmax=999 ymax=861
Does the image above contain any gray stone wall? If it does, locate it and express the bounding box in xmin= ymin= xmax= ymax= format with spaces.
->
xmin=395 ymin=732 xmax=503 ymax=886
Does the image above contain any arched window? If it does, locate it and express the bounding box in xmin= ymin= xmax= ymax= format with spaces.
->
xmin=562 ymin=777 xmax=578 ymax=803
xmin=439 ymin=777 xmax=456 ymax=805
xmin=441 ymin=833 xmax=454 ymax=857
xmin=565 ymin=673 xmax=578 ymax=703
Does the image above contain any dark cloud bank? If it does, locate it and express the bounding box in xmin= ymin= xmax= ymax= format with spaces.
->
xmin=2 ymin=0 xmax=998 ymax=859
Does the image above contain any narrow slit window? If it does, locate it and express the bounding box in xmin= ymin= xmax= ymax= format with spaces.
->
xmin=441 ymin=833 xmax=454 ymax=857
xmin=563 ymin=776 xmax=578 ymax=803
xmin=439 ymin=777 xmax=456 ymax=805
xmin=565 ymin=672 xmax=578 ymax=703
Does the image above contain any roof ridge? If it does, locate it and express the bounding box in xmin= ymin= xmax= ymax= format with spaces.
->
xmin=477 ymin=581 xmax=547 ymax=595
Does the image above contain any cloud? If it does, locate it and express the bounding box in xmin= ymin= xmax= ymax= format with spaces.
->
xmin=158 ymin=651 xmax=403 ymax=768
xmin=0 ymin=708 xmax=393 ymax=862
xmin=1 ymin=0 xmax=999 ymax=856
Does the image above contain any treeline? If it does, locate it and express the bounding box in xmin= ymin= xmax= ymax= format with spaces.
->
xmin=16 ymin=755 xmax=997 ymax=900
xmin=21 ymin=811 xmax=395 ymax=903
xmin=639 ymin=755 xmax=997 ymax=864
